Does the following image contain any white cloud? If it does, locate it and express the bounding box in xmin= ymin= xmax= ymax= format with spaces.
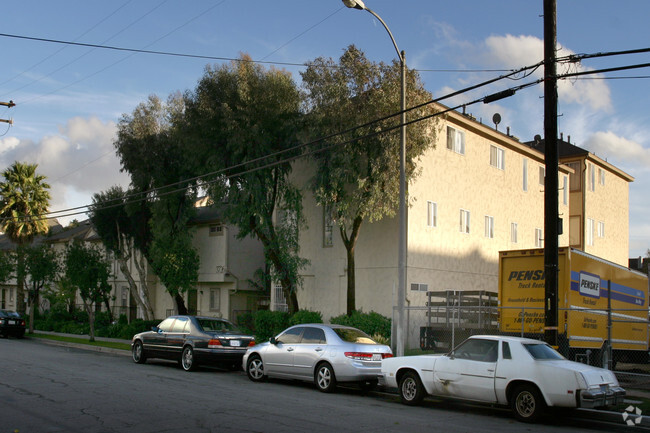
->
xmin=583 ymin=131 xmax=650 ymax=167
xmin=0 ymin=116 xmax=130 ymax=223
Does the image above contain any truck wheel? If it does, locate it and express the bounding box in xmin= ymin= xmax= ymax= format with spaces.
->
xmin=511 ymin=384 xmax=545 ymax=423
xmin=399 ymin=371 xmax=425 ymax=406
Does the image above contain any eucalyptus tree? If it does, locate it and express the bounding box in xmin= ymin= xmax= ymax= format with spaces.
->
xmin=90 ymin=186 xmax=154 ymax=320
xmin=0 ymin=162 xmax=51 ymax=314
xmin=301 ymin=45 xmax=437 ymax=314
xmin=182 ymin=55 xmax=307 ymax=314
xmin=114 ymin=93 xmax=199 ymax=315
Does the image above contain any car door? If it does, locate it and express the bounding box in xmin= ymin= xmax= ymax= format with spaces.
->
xmin=164 ymin=316 xmax=190 ymax=359
xmin=144 ymin=317 xmax=175 ymax=357
xmin=433 ymin=338 xmax=498 ymax=402
xmin=291 ymin=326 xmax=327 ymax=379
xmin=263 ymin=327 xmax=303 ymax=377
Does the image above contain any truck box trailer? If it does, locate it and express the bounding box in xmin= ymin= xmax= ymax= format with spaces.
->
xmin=499 ymin=247 xmax=649 ymax=366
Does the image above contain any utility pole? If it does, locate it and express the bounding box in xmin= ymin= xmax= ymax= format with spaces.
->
xmin=543 ymin=0 xmax=559 ymax=347
xmin=0 ymin=100 xmax=15 ymax=125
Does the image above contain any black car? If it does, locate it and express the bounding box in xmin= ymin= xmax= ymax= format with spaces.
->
xmin=0 ymin=310 xmax=26 ymax=338
xmin=131 ymin=315 xmax=255 ymax=371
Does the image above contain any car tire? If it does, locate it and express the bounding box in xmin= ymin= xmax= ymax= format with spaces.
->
xmin=315 ymin=362 xmax=337 ymax=393
xmin=511 ymin=384 xmax=545 ymax=423
xmin=399 ymin=371 xmax=425 ymax=406
xmin=181 ymin=345 xmax=197 ymax=372
xmin=132 ymin=340 xmax=147 ymax=364
xmin=246 ymin=355 xmax=266 ymax=382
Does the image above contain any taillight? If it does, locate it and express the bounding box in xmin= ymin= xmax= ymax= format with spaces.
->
xmin=208 ymin=339 xmax=222 ymax=348
xmin=248 ymin=340 xmax=256 ymax=347
xmin=345 ymin=352 xmax=392 ymax=360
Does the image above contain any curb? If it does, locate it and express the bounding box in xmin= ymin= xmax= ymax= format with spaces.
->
xmin=30 ymin=335 xmax=131 ymax=357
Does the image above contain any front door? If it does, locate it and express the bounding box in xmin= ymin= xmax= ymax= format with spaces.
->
xmin=433 ymin=338 xmax=498 ymax=402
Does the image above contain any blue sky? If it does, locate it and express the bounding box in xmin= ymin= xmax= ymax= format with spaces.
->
xmin=0 ymin=1 xmax=648 ymax=257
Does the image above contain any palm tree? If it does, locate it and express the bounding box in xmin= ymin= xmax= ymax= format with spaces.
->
xmin=0 ymin=162 xmax=51 ymax=315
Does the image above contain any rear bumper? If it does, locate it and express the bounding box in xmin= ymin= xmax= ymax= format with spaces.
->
xmin=194 ymin=347 xmax=248 ymax=363
xmin=579 ymin=386 xmax=626 ymax=408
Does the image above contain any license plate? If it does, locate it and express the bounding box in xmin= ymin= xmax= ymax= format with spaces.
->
xmin=8 ymin=320 xmax=15 ymax=325
xmin=230 ymin=340 xmax=241 ymax=347
xmin=372 ymin=354 xmax=382 ymax=361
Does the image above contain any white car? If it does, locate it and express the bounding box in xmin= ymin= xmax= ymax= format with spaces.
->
xmin=381 ymin=335 xmax=625 ymax=422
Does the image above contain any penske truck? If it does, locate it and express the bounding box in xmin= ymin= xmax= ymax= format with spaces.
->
xmin=498 ymin=247 xmax=649 ymax=367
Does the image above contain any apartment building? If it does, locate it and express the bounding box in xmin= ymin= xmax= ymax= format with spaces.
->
xmin=289 ymin=104 xmax=632 ymax=324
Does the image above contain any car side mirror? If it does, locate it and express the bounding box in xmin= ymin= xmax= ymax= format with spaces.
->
xmin=152 ymin=326 xmax=161 ymax=333
xmin=269 ymin=336 xmax=277 ymax=345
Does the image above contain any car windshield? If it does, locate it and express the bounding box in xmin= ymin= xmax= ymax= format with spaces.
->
xmin=198 ymin=318 xmax=240 ymax=334
xmin=523 ymin=343 xmax=565 ymax=360
xmin=333 ymin=327 xmax=376 ymax=344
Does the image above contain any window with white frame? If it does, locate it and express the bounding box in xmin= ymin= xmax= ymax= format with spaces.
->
xmin=535 ymin=228 xmax=544 ymax=248
xmin=323 ymin=207 xmax=333 ymax=247
xmin=563 ymin=175 xmax=568 ymax=205
xmin=490 ymin=145 xmax=505 ymax=170
xmin=522 ymin=159 xmax=528 ymax=191
xmin=539 ymin=166 xmax=545 ymax=186
xmin=511 ymin=222 xmax=518 ymax=243
xmin=446 ymin=126 xmax=465 ymax=155
xmin=209 ymin=288 xmax=221 ymax=312
xmin=427 ymin=201 xmax=438 ymax=228
xmin=599 ymin=168 xmax=605 ymax=185
xmin=586 ymin=218 xmax=595 ymax=246
xmin=567 ymin=161 xmax=582 ymax=192
xmin=588 ymin=163 xmax=595 ymax=192
xmin=460 ymin=209 xmax=470 ymax=234
xmin=598 ymin=221 xmax=605 ymax=238
xmin=410 ymin=283 xmax=429 ymax=292
xmin=484 ymin=215 xmax=494 ymax=238
xmin=209 ymin=224 xmax=224 ymax=236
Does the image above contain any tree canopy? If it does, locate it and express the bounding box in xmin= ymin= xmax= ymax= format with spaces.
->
xmin=301 ymin=45 xmax=437 ymax=314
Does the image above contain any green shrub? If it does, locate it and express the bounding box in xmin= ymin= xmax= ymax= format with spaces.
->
xmin=330 ymin=311 xmax=391 ymax=339
xmin=289 ymin=310 xmax=323 ymax=326
xmin=254 ymin=310 xmax=290 ymax=343
xmin=236 ymin=312 xmax=255 ymax=335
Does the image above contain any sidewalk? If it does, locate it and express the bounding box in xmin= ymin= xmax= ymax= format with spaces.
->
xmin=30 ymin=330 xmax=132 ymax=357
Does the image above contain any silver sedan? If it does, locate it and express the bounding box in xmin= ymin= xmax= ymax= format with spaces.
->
xmin=243 ymin=323 xmax=393 ymax=392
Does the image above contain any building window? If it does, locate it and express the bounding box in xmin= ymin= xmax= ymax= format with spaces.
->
xmin=522 ymin=159 xmax=528 ymax=192
xmin=9 ymin=288 xmax=13 ymax=302
xmin=566 ymin=161 xmax=581 ymax=192
xmin=599 ymin=168 xmax=605 ymax=185
xmin=209 ymin=288 xmax=221 ymax=312
xmin=209 ymin=225 xmax=224 ymax=236
xmin=598 ymin=221 xmax=605 ymax=238
xmin=588 ymin=163 xmax=595 ymax=192
xmin=539 ymin=166 xmax=545 ymax=186
xmin=484 ymin=215 xmax=494 ymax=239
xmin=410 ymin=283 xmax=428 ymax=292
xmin=563 ymin=175 xmax=568 ymax=205
xmin=586 ymin=218 xmax=594 ymax=246
xmin=535 ymin=228 xmax=544 ymax=248
xmin=427 ymin=201 xmax=438 ymax=228
xmin=511 ymin=223 xmax=518 ymax=243
xmin=323 ymin=207 xmax=333 ymax=247
xmin=490 ymin=145 xmax=505 ymax=170
xmin=460 ymin=209 xmax=470 ymax=234
xmin=446 ymin=126 xmax=465 ymax=155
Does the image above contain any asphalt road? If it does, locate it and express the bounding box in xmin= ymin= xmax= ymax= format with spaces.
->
xmin=0 ymin=337 xmax=641 ymax=433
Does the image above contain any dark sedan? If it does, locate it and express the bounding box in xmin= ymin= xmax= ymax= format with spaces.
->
xmin=0 ymin=310 xmax=26 ymax=338
xmin=131 ymin=315 xmax=255 ymax=371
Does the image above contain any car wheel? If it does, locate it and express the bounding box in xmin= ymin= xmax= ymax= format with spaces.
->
xmin=399 ymin=371 xmax=425 ymax=405
xmin=511 ymin=384 xmax=545 ymax=423
xmin=132 ymin=340 xmax=147 ymax=364
xmin=315 ymin=362 xmax=337 ymax=393
xmin=246 ymin=355 xmax=266 ymax=382
xmin=181 ymin=346 xmax=196 ymax=372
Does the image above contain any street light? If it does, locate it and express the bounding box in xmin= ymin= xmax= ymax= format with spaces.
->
xmin=342 ymin=0 xmax=407 ymax=357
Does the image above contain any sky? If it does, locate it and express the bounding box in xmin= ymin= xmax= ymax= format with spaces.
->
xmin=0 ymin=1 xmax=648 ymax=258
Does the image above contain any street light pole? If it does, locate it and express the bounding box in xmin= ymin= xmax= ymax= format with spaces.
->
xmin=343 ymin=0 xmax=407 ymax=357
